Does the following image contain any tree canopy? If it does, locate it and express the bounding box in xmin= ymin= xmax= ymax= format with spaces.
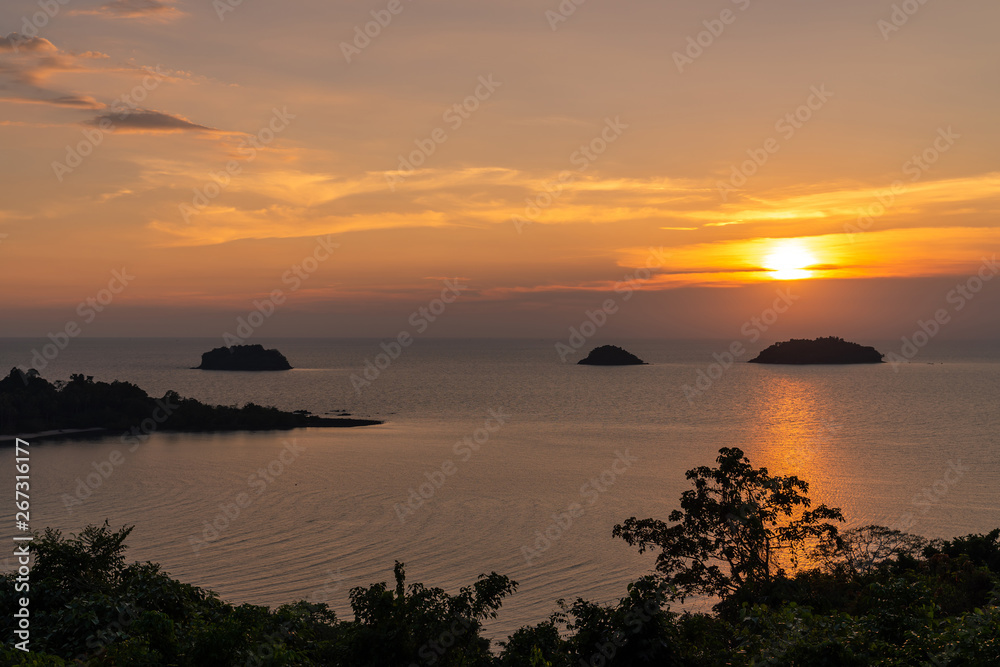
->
xmin=613 ymin=447 xmax=845 ymax=601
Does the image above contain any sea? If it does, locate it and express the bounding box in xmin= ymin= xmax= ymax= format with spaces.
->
xmin=1 ymin=337 xmax=998 ymax=640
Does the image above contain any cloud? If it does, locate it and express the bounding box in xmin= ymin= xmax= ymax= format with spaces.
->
xmin=0 ymin=35 xmax=83 ymax=86
xmin=1 ymin=35 xmax=222 ymax=140
xmin=85 ymin=108 xmax=217 ymax=133
xmin=50 ymin=95 xmax=105 ymax=108
xmin=71 ymin=0 xmax=187 ymax=22
xmin=0 ymin=34 xmax=58 ymax=54
xmin=677 ymin=173 xmax=1000 ymax=235
xmin=0 ymin=36 xmax=115 ymax=108
xmin=1 ymin=94 xmax=105 ymax=109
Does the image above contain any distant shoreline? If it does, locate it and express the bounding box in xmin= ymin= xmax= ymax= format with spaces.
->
xmin=0 ymin=427 xmax=108 ymax=444
xmin=0 ymin=368 xmax=383 ymax=440
xmin=0 ymin=419 xmax=382 ymax=446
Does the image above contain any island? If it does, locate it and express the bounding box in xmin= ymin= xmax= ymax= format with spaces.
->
xmin=0 ymin=368 xmax=380 ymax=439
xmin=195 ymin=344 xmax=292 ymax=371
xmin=748 ymin=337 xmax=885 ymax=365
xmin=577 ymin=345 xmax=647 ymax=366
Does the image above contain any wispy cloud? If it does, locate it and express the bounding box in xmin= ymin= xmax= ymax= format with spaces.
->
xmin=0 ymin=35 xmax=221 ymax=139
xmin=0 ymin=35 xmax=111 ymax=102
xmin=678 ymin=174 xmax=1000 ymax=229
xmin=85 ymin=108 xmax=218 ymax=133
xmin=71 ymin=0 xmax=187 ymax=22
xmin=1 ymin=94 xmax=105 ymax=109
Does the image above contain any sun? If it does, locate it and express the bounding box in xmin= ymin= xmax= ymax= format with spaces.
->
xmin=763 ymin=240 xmax=818 ymax=280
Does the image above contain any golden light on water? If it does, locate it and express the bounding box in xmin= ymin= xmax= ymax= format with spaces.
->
xmin=751 ymin=374 xmax=839 ymax=573
xmin=763 ymin=239 xmax=819 ymax=280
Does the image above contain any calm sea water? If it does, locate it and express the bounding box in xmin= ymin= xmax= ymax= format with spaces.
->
xmin=1 ymin=337 xmax=998 ymax=639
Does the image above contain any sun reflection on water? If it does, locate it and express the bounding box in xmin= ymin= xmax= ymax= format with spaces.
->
xmin=749 ymin=373 xmax=845 ymax=571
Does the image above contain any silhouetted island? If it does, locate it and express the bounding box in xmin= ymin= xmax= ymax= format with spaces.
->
xmin=748 ymin=337 xmax=885 ymax=365
xmin=0 ymin=368 xmax=380 ymax=439
xmin=196 ymin=344 xmax=292 ymax=370
xmin=578 ymin=345 xmax=647 ymax=366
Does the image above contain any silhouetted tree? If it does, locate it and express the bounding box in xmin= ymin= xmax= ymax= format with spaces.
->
xmin=813 ymin=524 xmax=928 ymax=575
xmin=613 ymin=447 xmax=844 ymax=601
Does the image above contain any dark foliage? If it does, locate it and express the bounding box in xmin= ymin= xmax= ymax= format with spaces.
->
xmin=926 ymin=528 xmax=1000 ymax=573
xmin=614 ymin=447 xmax=844 ymax=603
xmin=0 ymin=368 xmax=379 ymax=435
xmin=2 ymin=449 xmax=998 ymax=665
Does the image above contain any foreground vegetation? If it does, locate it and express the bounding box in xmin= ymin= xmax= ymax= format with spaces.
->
xmin=0 ymin=369 xmax=379 ymax=436
xmin=3 ymin=448 xmax=999 ymax=665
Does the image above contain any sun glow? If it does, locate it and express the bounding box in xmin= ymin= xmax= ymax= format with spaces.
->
xmin=763 ymin=240 xmax=818 ymax=280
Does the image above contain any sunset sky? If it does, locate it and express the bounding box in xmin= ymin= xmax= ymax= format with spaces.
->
xmin=1 ymin=0 xmax=998 ymax=339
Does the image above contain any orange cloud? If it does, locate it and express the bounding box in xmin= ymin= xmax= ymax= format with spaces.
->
xmin=70 ymin=0 xmax=187 ymax=22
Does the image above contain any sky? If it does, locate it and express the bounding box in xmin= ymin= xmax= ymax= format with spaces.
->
xmin=0 ymin=0 xmax=998 ymax=341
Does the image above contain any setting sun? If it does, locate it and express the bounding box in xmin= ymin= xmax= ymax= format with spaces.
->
xmin=2 ymin=2 xmax=1000 ymax=662
xmin=764 ymin=240 xmax=818 ymax=280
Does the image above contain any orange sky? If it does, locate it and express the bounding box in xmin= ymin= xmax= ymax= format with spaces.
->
xmin=1 ymin=0 xmax=998 ymax=339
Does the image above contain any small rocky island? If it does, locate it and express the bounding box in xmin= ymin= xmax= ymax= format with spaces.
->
xmin=749 ymin=337 xmax=884 ymax=365
xmin=578 ymin=345 xmax=647 ymax=366
xmin=196 ymin=344 xmax=292 ymax=371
